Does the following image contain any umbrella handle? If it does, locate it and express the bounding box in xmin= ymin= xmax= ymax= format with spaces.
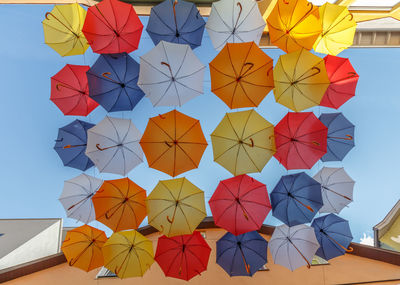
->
xmin=45 ymin=12 xmax=79 ymax=38
xmin=161 ymin=62 xmax=174 ymax=78
xmin=96 ymin=143 xmax=122 ymax=151
xmin=233 ymin=2 xmax=243 ymax=31
xmin=296 ymin=67 xmax=321 ymax=83
xmin=238 ymin=246 xmax=251 ymax=274
xmin=63 ymin=144 xmax=87 ymax=149
xmin=328 ymin=134 xmax=353 ymax=141
xmin=173 ymin=0 xmax=178 ymax=33
xmin=286 ymin=2 xmax=314 ymax=33
xmin=292 ymin=196 xmax=314 ymax=213
xmin=165 ymin=141 xmax=172 ymax=147
xmin=322 ymin=186 xmax=352 ymax=201
xmin=102 ymin=72 xmax=121 ymax=85
xmin=238 ymin=63 xmax=254 ymax=79
xmin=325 ymin=233 xmax=354 ymax=253
xmin=288 ymin=238 xmax=311 ymax=269
xmin=67 ymin=194 xmax=92 ymax=211
xmin=94 ymin=4 xmax=120 ymax=37
xmin=167 ymin=215 xmax=174 ymax=223
xmin=250 ymin=138 xmax=254 ymax=147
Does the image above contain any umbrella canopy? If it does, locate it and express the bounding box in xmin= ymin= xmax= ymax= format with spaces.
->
xmin=102 ymin=230 xmax=154 ymax=279
xmin=82 ymin=0 xmax=143 ymax=54
xmin=270 ymin=172 xmax=323 ymax=226
xmin=138 ymin=41 xmax=205 ymax=107
xmin=54 ymin=119 xmax=94 ymax=171
xmin=87 ymin=53 xmax=144 ymax=112
xmin=216 ymin=231 xmax=268 ymax=276
xmin=274 ymin=112 xmax=328 ymax=170
xmin=209 ymin=174 xmax=271 ymax=236
xmin=86 ymin=117 xmax=143 ymax=176
xmin=140 ymin=110 xmax=207 ymax=177
xmin=59 ymin=174 xmax=103 ymax=224
xmin=269 ymin=224 xmax=319 ymax=271
xmin=42 ymin=3 xmax=89 ymax=57
xmin=146 ymin=178 xmax=206 ymax=237
xmin=155 ymin=231 xmax=211 ymax=281
xmin=211 ymin=110 xmax=275 ymax=176
xmin=273 ymin=49 xmax=330 ymax=112
xmin=209 ymin=42 xmax=274 ymax=109
xmin=62 ymin=225 xmax=107 ymax=272
xmin=92 ymin=178 xmax=147 ymax=232
xmin=147 ymin=0 xmax=206 ymax=49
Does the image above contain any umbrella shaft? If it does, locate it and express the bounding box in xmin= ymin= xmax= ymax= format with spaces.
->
xmin=288 ymin=238 xmax=311 ymax=268
xmin=322 ymin=186 xmax=351 ymax=200
xmin=324 ymin=232 xmax=353 ymax=252
xmin=292 ymin=196 xmax=314 ymax=212
xmin=45 ymin=12 xmax=79 ymax=38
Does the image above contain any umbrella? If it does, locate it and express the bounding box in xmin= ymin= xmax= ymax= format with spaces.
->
xmin=205 ymin=0 xmax=266 ymax=51
xmin=87 ymin=53 xmax=144 ymax=112
xmin=146 ymin=177 xmax=206 ymax=237
xmin=82 ymin=0 xmax=143 ymax=54
xmin=42 ymin=3 xmax=89 ymax=56
xmin=211 ymin=110 xmax=275 ymax=176
xmin=140 ymin=110 xmax=207 ymax=177
xmin=54 ymin=119 xmax=94 ymax=171
xmin=92 ymin=178 xmax=147 ymax=232
xmin=61 ymin=225 xmax=107 ymax=272
xmin=85 ymin=117 xmax=143 ymax=176
xmin=319 ymin=112 xmax=355 ymax=162
xmin=313 ymin=167 xmax=355 ymax=214
xmin=155 ymin=231 xmax=211 ymax=281
xmin=274 ymin=112 xmax=327 ymax=170
xmin=216 ymin=231 xmax=268 ymax=276
xmin=270 ymin=172 xmax=323 ymax=226
xmin=273 ymin=49 xmax=330 ymax=112
xmin=312 ymin=214 xmax=353 ymax=261
xmin=59 ymin=173 xmax=103 ymax=224
xmin=138 ymin=41 xmax=205 ymax=107
xmin=102 ymin=230 xmax=154 ymax=279
xmin=269 ymin=224 xmax=319 ymax=271
xmin=209 ymin=174 xmax=271 ymax=236
xmin=209 ymin=42 xmax=274 ymax=109
xmin=147 ymin=0 xmax=206 ymax=49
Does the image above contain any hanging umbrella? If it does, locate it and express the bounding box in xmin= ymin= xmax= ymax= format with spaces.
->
xmin=209 ymin=42 xmax=274 ymax=109
xmin=205 ymin=0 xmax=266 ymax=51
xmin=85 ymin=116 xmax=143 ymax=176
xmin=270 ymin=172 xmax=323 ymax=226
xmin=273 ymin=49 xmax=330 ymax=112
xmin=140 ymin=110 xmax=207 ymax=177
xmin=86 ymin=53 xmax=144 ymax=112
xmin=42 ymin=3 xmax=89 ymax=57
xmin=59 ymin=173 xmax=103 ymax=224
xmin=209 ymin=174 xmax=271 ymax=236
xmin=155 ymin=231 xmax=211 ymax=281
xmin=138 ymin=41 xmax=205 ymax=107
xmin=54 ymin=119 xmax=94 ymax=171
xmin=211 ymin=110 xmax=275 ymax=176
xmin=147 ymin=0 xmax=206 ymax=49
xmin=146 ymin=178 xmax=206 ymax=237
xmin=82 ymin=0 xmax=143 ymax=54
xmin=274 ymin=112 xmax=327 ymax=170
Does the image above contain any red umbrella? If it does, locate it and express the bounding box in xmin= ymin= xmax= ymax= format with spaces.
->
xmin=50 ymin=64 xmax=98 ymax=116
xmin=274 ymin=112 xmax=327 ymax=170
xmin=320 ymin=55 xmax=359 ymax=109
xmin=155 ymin=231 xmax=211 ymax=281
xmin=209 ymin=174 xmax=271 ymax=236
xmin=82 ymin=0 xmax=143 ymax=54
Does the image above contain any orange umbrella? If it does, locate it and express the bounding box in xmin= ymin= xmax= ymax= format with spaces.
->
xmin=92 ymin=178 xmax=147 ymax=232
xmin=140 ymin=110 xmax=208 ymax=177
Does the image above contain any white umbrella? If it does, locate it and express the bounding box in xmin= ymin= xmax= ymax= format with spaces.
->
xmin=85 ymin=117 xmax=143 ymax=176
xmin=313 ymin=167 xmax=355 ymax=214
xmin=137 ymin=41 xmax=205 ymax=107
xmin=59 ymin=174 xmax=103 ymax=224
xmin=205 ymin=0 xmax=266 ymax=51
xmin=269 ymin=224 xmax=320 ymax=271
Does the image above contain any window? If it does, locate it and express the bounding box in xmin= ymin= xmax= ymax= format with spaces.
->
xmin=311 ymin=255 xmax=329 ymax=265
xmin=96 ymin=267 xmax=117 ymax=278
xmin=258 ymin=264 xmax=269 ymax=271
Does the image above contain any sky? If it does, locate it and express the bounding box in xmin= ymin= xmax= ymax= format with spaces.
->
xmin=0 ymin=4 xmax=400 ymax=244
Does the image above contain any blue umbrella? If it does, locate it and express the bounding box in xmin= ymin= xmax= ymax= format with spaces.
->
xmin=54 ymin=120 xmax=94 ymax=171
xmin=146 ymin=0 xmax=206 ymax=49
xmin=87 ymin=53 xmax=144 ymax=112
xmin=311 ymin=214 xmax=353 ymax=261
xmin=319 ymin=113 xmax=355 ymax=162
xmin=271 ymin=172 xmax=323 ymax=226
xmin=216 ymin=231 xmax=267 ymax=277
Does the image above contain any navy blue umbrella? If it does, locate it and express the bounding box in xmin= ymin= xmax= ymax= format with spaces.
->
xmin=216 ymin=231 xmax=267 ymax=277
xmin=311 ymin=214 xmax=353 ymax=261
xmin=54 ymin=120 xmax=94 ymax=171
xmin=87 ymin=53 xmax=144 ymax=112
xmin=319 ymin=113 xmax=355 ymax=162
xmin=271 ymin=172 xmax=323 ymax=226
xmin=146 ymin=0 xmax=206 ymax=49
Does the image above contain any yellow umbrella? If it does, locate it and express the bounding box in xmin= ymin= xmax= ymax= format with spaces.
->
xmin=102 ymin=230 xmax=154 ymax=279
xmin=210 ymin=110 xmax=275 ymax=176
xmin=273 ymin=49 xmax=330 ymax=111
xmin=42 ymin=3 xmax=89 ymax=57
xmin=146 ymin=178 xmax=206 ymax=238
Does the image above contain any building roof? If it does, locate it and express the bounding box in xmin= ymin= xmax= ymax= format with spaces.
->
xmin=374 ymin=200 xmax=400 ymax=250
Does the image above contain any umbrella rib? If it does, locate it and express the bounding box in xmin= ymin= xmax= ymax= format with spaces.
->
xmin=151 ymin=8 xmax=175 ymax=32
xmin=292 ymin=113 xmax=312 ymax=138
xmin=140 ymin=57 xmax=171 ymax=79
xmin=211 ymin=4 xmax=232 ymax=31
xmin=241 ymin=243 xmax=267 ymax=262
xmin=176 ymin=66 xmax=205 ymax=80
xmin=241 ymin=145 xmax=261 ymax=172
xmin=238 ymin=81 xmax=258 ymax=107
xmin=176 ymin=120 xmax=201 ymax=142
xmin=209 ymin=64 xmax=236 ymax=79
xmin=175 ymin=79 xmax=203 ymax=95
xmin=242 ymin=125 xmax=274 ymax=141
xmin=235 ymin=2 xmax=257 ymax=30
xmin=150 ymin=118 xmax=175 ymax=141
xmin=64 ymin=180 xmax=92 ymax=195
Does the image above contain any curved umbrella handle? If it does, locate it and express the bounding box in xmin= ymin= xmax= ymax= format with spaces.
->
xmin=45 ymin=12 xmax=79 ymax=37
xmin=328 ymin=134 xmax=353 ymax=141
xmin=102 ymin=72 xmax=122 ymax=85
xmin=173 ymin=0 xmax=178 ymax=32
xmin=167 ymin=215 xmax=174 ymax=223
xmin=233 ymin=2 xmax=243 ymax=31
xmin=165 ymin=141 xmax=172 ymax=147
xmin=240 ymin=63 xmax=254 ymax=79
xmin=161 ymin=62 xmax=174 ymax=78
